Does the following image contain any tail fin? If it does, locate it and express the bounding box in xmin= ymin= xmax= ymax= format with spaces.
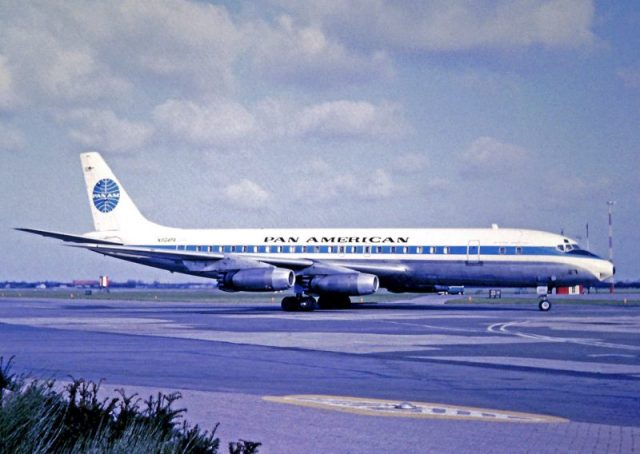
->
xmin=81 ymin=152 xmax=151 ymax=232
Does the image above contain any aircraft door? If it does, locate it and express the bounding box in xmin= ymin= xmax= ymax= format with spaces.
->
xmin=466 ymin=240 xmax=480 ymax=264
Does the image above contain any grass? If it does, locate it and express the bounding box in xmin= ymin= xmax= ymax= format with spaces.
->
xmin=0 ymin=356 xmax=260 ymax=454
xmin=0 ymin=288 xmax=416 ymax=303
xmin=446 ymin=296 xmax=640 ymax=306
xmin=1 ymin=288 xmax=638 ymax=307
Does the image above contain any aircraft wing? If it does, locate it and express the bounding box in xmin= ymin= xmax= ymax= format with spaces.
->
xmin=15 ymin=228 xmax=121 ymax=245
xmin=68 ymin=243 xmax=407 ymax=275
xmin=68 ymin=243 xmax=314 ymax=269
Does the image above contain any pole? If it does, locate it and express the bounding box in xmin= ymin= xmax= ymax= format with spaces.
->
xmin=586 ymin=223 xmax=590 ymax=251
xmin=607 ymin=201 xmax=615 ymax=293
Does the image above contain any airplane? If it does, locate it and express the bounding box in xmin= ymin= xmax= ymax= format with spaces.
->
xmin=17 ymin=152 xmax=615 ymax=312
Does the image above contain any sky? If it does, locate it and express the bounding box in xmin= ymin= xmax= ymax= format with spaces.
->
xmin=1 ymin=0 xmax=639 ymax=282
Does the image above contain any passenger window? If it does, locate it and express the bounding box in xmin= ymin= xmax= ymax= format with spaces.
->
xmin=289 ymin=246 xmax=295 ymax=253
xmin=365 ymin=246 xmax=370 ymax=254
xmin=339 ymin=246 xmax=345 ymax=253
xmin=499 ymin=247 xmax=506 ymax=255
xmin=416 ymin=247 xmax=422 ymax=254
xmin=443 ymin=247 xmax=449 ymax=254
xmin=515 ymin=247 xmax=523 ymax=255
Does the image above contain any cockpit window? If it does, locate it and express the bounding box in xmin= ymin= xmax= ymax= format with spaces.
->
xmin=558 ymin=239 xmax=581 ymax=253
xmin=566 ymin=249 xmax=598 ymax=258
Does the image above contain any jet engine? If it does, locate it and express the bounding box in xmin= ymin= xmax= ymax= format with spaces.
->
xmin=309 ymin=273 xmax=379 ymax=295
xmin=220 ymin=267 xmax=295 ymax=292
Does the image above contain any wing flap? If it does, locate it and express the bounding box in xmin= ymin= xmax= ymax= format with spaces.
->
xmin=68 ymin=244 xmax=314 ymax=268
xmin=68 ymin=244 xmax=225 ymax=261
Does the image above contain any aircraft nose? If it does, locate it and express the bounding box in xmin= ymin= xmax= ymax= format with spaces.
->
xmin=599 ymin=261 xmax=615 ymax=281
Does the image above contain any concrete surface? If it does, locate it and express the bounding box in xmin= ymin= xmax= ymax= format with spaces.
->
xmin=0 ymin=295 xmax=638 ymax=453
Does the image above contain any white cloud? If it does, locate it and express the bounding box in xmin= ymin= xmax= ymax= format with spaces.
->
xmin=276 ymin=0 xmax=596 ymax=52
xmin=293 ymin=100 xmax=408 ymax=140
xmin=153 ymin=99 xmax=257 ymax=147
xmin=61 ymin=109 xmax=153 ymax=154
xmin=222 ymin=179 xmax=271 ymax=209
xmin=96 ymin=0 xmax=242 ymax=93
xmin=247 ymin=14 xmax=393 ymax=87
xmin=0 ymin=10 xmax=131 ymax=105
xmin=459 ymin=137 xmax=530 ymax=177
xmin=391 ymin=152 xmax=429 ymax=174
xmin=291 ymin=158 xmax=397 ymax=203
xmin=0 ymin=0 xmax=240 ymax=107
xmin=0 ymin=123 xmax=25 ymax=151
xmin=152 ymin=97 xmax=410 ymax=146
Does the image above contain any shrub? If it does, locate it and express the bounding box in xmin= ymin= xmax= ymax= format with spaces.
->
xmin=0 ymin=357 xmax=259 ymax=454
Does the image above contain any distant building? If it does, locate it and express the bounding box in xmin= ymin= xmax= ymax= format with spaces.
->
xmin=555 ymin=285 xmax=584 ymax=295
xmin=72 ymin=280 xmax=99 ymax=288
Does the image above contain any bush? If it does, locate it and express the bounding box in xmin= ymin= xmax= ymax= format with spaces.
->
xmin=0 ymin=356 xmax=260 ymax=454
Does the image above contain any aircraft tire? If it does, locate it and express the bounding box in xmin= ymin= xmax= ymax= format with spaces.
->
xmin=336 ymin=295 xmax=351 ymax=309
xmin=298 ymin=296 xmax=317 ymax=312
xmin=281 ymin=296 xmax=298 ymax=312
xmin=318 ymin=295 xmax=351 ymax=309
xmin=538 ymin=299 xmax=551 ymax=311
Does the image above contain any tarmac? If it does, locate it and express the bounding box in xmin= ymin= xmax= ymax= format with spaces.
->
xmin=0 ymin=294 xmax=638 ymax=453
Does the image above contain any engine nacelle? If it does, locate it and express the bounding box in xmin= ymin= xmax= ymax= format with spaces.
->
xmin=221 ymin=268 xmax=295 ymax=292
xmin=310 ymin=273 xmax=379 ymax=296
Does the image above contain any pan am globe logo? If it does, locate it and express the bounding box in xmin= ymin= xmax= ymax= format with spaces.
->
xmin=92 ymin=179 xmax=120 ymax=213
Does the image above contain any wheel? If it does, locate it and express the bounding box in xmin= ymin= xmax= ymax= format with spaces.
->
xmin=538 ymin=299 xmax=551 ymax=311
xmin=317 ymin=295 xmax=333 ymax=309
xmin=317 ymin=295 xmax=351 ymax=309
xmin=298 ymin=296 xmax=317 ymax=312
xmin=335 ymin=295 xmax=351 ymax=309
xmin=281 ymin=296 xmax=298 ymax=311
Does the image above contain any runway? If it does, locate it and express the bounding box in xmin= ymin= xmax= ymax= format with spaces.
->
xmin=0 ymin=294 xmax=638 ymax=453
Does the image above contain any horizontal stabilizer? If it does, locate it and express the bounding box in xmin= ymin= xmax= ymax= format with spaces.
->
xmin=15 ymin=228 xmax=121 ymax=245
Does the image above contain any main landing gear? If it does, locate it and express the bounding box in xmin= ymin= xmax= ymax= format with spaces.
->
xmin=281 ymin=294 xmax=353 ymax=311
xmin=318 ymin=294 xmax=351 ymax=310
xmin=538 ymin=296 xmax=552 ymax=311
xmin=281 ymin=295 xmax=317 ymax=312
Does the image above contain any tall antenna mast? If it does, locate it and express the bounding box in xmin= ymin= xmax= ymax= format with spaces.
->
xmin=607 ymin=201 xmax=615 ymax=293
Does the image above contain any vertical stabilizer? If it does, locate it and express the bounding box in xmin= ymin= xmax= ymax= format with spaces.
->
xmin=81 ymin=152 xmax=151 ymax=232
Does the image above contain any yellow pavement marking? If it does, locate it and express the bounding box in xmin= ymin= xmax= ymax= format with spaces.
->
xmin=263 ymin=395 xmax=568 ymax=423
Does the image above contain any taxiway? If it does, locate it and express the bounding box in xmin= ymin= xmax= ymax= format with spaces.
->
xmin=0 ymin=294 xmax=638 ymax=452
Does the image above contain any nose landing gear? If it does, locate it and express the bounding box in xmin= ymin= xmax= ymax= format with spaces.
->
xmin=538 ymin=297 xmax=551 ymax=311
